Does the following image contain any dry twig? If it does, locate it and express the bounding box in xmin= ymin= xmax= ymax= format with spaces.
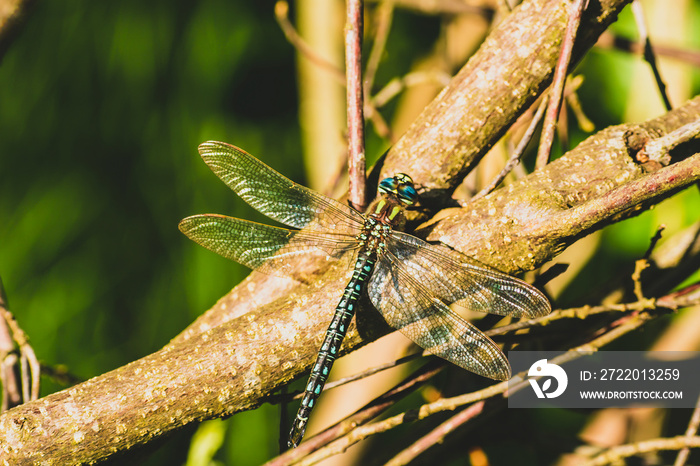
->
xmin=536 ymin=0 xmax=586 ymax=167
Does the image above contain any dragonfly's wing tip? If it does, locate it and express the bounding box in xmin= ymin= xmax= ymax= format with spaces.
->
xmin=487 ymin=357 xmax=511 ymax=381
xmin=197 ymin=140 xmax=230 ymax=154
xmin=178 ymin=215 xmax=195 ymax=229
xmin=469 ymin=360 xmax=510 ymax=381
xmin=178 ymin=214 xmax=226 ymax=235
xmin=177 ymin=219 xmax=187 ymax=233
xmin=178 ymin=216 xmax=200 ymax=234
xmin=533 ymin=296 xmax=553 ymax=317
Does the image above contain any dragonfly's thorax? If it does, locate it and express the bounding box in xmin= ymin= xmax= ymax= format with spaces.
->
xmin=356 ymin=213 xmax=395 ymax=256
xmin=356 ymin=172 xmax=417 ymax=256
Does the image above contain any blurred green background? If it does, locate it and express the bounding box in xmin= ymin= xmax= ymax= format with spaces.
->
xmin=0 ymin=1 xmax=699 ymax=465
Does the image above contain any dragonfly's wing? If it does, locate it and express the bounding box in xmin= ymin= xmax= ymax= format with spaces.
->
xmin=387 ymin=232 xmax=551 ymax=319
xmin=198 ymin=141 xmax=364 ymax=233
xmin=179 ymin=214 xmax=358 ymax=276
xmin=368 ymin=253 xmax=511 ymax=380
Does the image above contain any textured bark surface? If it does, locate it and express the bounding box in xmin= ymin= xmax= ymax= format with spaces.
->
xmin=4 ymin=0 xmax=700 ymax=464
xmin=423 ymin=98 xmax=700 ymax=272
xmin=178 ymin=0 xmax=634 ymax=342
xmin=378 ymin=0 xmax=633 ymax=203
xmin=3 ymin=103 xmax=696 ymax=465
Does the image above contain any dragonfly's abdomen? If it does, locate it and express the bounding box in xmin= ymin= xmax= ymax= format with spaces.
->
xmin=288 ymin=252 xmax=375 ymax=448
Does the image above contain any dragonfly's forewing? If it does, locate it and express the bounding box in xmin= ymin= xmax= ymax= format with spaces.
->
xmin=387 ymin=232 xmax=551 ymax=318
xmin=198 ymin=141 xmax=363 ymax=234
xmin=369 ymin=252 xmax=512 ymax=380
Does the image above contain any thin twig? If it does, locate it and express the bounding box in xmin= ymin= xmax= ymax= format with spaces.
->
xmin=368 ymin=0 xmax=494 ymax=16
xmin=0 ymin=277 xmax=16 ymax=411
xmin=631 ymin=0 xmax=672 ymax=111
xmin=631 ymin=226 xmax=664 ymax=301
xmin=473 ymin=95 xmax=549 ymax=199
xmin=0 ymin=276 xmax=41 ymax=410
xmin=363 ymin=2 xmax=396 ymax=141
xmin=346 ymin=0 xmax=367 ymax=210
xmin=643 ymin=225 xmax=666 ymax=259
xmin=586 ymin=435 xmax=700 ymax=466
xmin=299 ymin=378 xmax=507 ymax=466
xmin=274 ymin=1 xmax=346 ymax=84
xmin=264 ymin=362 xmax=444 ymax=466
xmin=385 ymin=400 xmax=490 ymax=466
xmin=364 ymin=1 xmax=394 ymax=98
xmin=657 ymin=283 xmax=700 ymax=310
xmin=596 ymin=31 xmax=700 ymax=68
xmin=276 ymin=287 xmax=698 ymax=411
xmin=371 ymin=71 xmax=452 ymax=108
xmin=366 ymin=106 xmax=394 ymax=141
xmin=270 ymin=353 xmax=423 ymax=403
xmin=496 ymin=0 xmax=512 ymax=14
xmin=632 ymin=259 xmax=649 ymax=302
xmin=536 ymin=0 xmax=586 ymax=168
xmin=673 ymin=394 xmax=700 ymax=466
xmin=565 ymin=75 xmax=595 ymax=132
xmin=365 ymin=69 xmax=451 ymax=140
xmin=297 ymin=309 xmax=660 ymax=465
xmin=489 ymin=298 xmax=659 ymax=337
xmin=278 ymin=384 xmax=288 ymax=454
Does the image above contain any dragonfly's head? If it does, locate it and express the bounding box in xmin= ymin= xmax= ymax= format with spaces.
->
xmin=378 ymin=173 xmax=417 ymax=206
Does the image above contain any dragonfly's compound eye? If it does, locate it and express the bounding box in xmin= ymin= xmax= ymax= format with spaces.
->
xmin=378 ymin=177 xmax=398 ymax=195
xmin=397 ymin=184 xmax=417 ymax=205
xmin=378 ymin=174 xmax=417 ymax=205
xmin=394 ymin=173 xmax=413 ymax=185
xmin=393 ymin=173 xmax=417 ymax=205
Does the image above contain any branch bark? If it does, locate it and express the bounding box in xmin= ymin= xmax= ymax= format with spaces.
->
xmin=2 ymin=0 xmax=699 ymax=464
xmin=378 ymin=0 xmax=633 ymax=203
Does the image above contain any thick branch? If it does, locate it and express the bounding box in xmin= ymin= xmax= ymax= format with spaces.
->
xmin=423 ymin=97 xmax=700 ymax=272
xmin=379 ymin=0 xmax=633 ymax=203
xmin=3 ymin=0 xmax=697 ymax=464
xmin=2 ymin=99 xmax=698 ymax=465
xmin=178 ymin=0 xmax=634 ymax=343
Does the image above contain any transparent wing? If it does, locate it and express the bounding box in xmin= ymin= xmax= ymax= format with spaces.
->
xmin=387 ymin=232 xmax=551 ymax=318
xmin=368 ymin=252 xmax=511 ymax=380
xmin=198 ymin=141 xmax=364 ymax=233
xmin=179 ymin=214 xmax=358 ymax=276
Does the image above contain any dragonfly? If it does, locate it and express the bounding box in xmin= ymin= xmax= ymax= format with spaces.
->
xmin=179 ymin=141 xmax=551 ymax=448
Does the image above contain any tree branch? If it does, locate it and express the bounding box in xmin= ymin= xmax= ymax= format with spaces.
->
xmin=378 ymin=0 xmax=633 ymax=203
xmin=3 ymin=0 xmax=699 ymax=463
xmin=345 ymin=0 xmax=367 ymax=210
xmin=424 ymin=98 xmax=700 ymax=273
xmin=3 ymin=99 xmax=697 ymax=465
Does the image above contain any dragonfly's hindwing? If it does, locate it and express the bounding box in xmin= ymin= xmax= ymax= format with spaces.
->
xmin=181 ymin=141 xmax=553 ymax=447
xmin=387 ymin=232 xmax=551 ymax=318
xmin=179 ymin=214 xmax=360 ymax=276
xmin=368 ymin=252 xmax=511 ymax=380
